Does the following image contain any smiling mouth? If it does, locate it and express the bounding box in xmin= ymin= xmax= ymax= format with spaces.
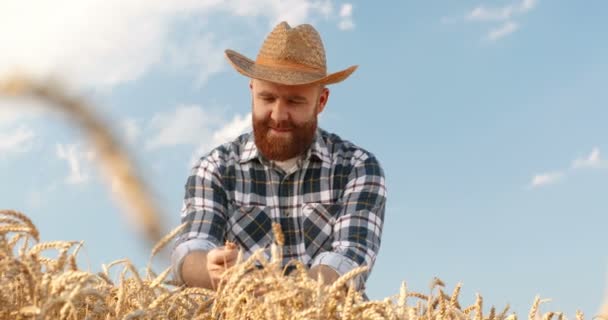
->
xmin=270 ymin=127 xmax=293 ymax=132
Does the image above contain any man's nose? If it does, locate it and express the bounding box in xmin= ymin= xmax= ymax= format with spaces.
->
xmin=270 ymin=99 xmax=289 ymax=122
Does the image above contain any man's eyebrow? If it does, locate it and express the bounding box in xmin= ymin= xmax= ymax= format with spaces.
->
xmin=286 ymin=95 xmax=308 ymax=102
xmin=257 ymin=91 xmax=275 ymax=98
xmin=257 ymin=91 xmax=308 ymax=102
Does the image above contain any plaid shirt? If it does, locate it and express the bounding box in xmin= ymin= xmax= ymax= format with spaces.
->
xmin=171 ymin=128 xmax=386 ymax=289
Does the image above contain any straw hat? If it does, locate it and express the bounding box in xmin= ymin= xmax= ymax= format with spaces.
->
xmin=225 ymin=21 xmax=357 ymax=86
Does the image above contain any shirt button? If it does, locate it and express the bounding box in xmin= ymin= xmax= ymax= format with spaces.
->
xmin=285 ymin=211 xmax=290 ymax=217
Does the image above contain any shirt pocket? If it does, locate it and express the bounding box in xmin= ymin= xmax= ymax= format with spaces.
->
xmin=227 ymin=205 xmax=273 ymax=251
xmin=301 ymin=203 xmax=341 ymax=258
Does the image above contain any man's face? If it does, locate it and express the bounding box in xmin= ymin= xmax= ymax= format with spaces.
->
xmin=251 ymin=79 xmax=329 ymax=161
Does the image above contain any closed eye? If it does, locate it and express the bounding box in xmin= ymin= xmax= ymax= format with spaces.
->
xmin=258 ymin=94 xmax=276 ymax=103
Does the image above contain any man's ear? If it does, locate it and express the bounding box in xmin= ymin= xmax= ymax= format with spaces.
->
xmin=316 ymin=87 xmax=330 ymax=114
xmin=249 ymin=79 xmax=254 ymax=90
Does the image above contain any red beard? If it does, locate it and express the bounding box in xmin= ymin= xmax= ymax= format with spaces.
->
xmin=253 ymin=115 xmax=317 ymax=161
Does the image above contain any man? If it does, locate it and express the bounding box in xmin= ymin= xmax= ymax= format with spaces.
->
xmin=171 ymin=21 xmax=386 ymax=292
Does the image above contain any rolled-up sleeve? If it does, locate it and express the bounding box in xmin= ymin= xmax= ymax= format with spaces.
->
xmin=171 ymin=156 xmax=228 ymax=283
xmin=310 ymin=153 xmax=386 ymax=289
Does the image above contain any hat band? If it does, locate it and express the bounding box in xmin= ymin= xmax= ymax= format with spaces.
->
xmin=256 ymin=56 xmax=326 ymax=75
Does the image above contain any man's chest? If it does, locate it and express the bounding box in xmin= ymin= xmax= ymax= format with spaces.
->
xmin=223 ymin=161 xmax=350 ymax=210
xmin=220 ymin=161 xmax=350 ymax=261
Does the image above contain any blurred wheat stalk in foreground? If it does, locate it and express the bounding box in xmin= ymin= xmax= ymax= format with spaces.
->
xmin=0 ymin=74 xmax=605 ymax=319
xmin=0 ymin=74 xmax=163 ymax=244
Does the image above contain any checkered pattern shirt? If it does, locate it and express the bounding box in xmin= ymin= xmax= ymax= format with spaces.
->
xmin=171 ymin=128 xmax=387 ymax=289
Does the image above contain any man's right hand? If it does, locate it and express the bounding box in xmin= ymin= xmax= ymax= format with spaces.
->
xmin=206 ymin=246 xmax=238 ymax=288
xmin=181 ymin=245 xmax=238 ymax=290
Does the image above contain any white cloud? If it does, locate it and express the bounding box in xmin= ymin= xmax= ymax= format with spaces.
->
xmin=0 ymin=107 xmax=22 ymax=127
xmin=224 ymin=0 xmax=337 ymax=26
xmin=145 ymin=105 xmax=223 ymax=150
xmin=190 ymin=112 xmax=252 ymax=164
xmin=2 ymin=0 xmax=168 ymax=88
xmin=520 ymin=0 xmax=538 ymax=12
xmin=0 ymin=0 xmax=345 ymax=90
xmin=461 ymin=0 xmax=537 ymax=41
xmin=339 ymin=3 xmax=353 ymax=17
xmin=487 ymin=21 xmax=519 ymax=41
xmin=143 ymin=104 xmax=251 ymax=165
xmin=337 ymin=3 xmax=355 ymax=31
xmin=529 ymin=171 xmax=564 ymax=188
xmin=528 ymin=147 xmax=607 ymax=189
xmin=338 ymin=20 xmax=355 ymax=31
xmin=0 ymin=98 xmax=58 ymax=157
xmin=312 ymin=0 xmax=334 ymax=18
xmin=210 ymin=113 xmax=252 ymax=146
xmin=467 ymin=0 xmax=537 ymax=22
xmin=572 ymin=147 xmax=603 ymax=169
xmin=0 ymin=125 xmax=34 ymax=154
xmin=56 ymin=143 xmax=95 ymax=185
xmin=166 ymin=33 xmax=227 ymax=87
xmin=467 ymin=6 xmax=514 ymax=22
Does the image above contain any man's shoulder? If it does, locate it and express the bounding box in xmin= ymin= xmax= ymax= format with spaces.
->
xmin=192 ymin=132 xmax=252 ymax=169
xmin=319 ymin=129 xmax=380 ymax=165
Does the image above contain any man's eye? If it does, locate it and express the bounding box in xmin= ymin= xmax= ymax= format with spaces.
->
xmin=262 ymin=97 xmax=275 ymax=103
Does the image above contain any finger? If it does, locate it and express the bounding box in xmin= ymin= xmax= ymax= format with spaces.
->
xmin=221 ymin=250 xmax=238 ymax=269
xmin=208 ymin=247 xmax=238 ymax=265
xmin=223 ymin=248 xmax=238 ymax=262
xmin=225 ymin=241 xmax=237 ymax=250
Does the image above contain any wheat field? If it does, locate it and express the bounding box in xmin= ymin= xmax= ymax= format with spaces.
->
xmin=0 ymin=75 xmax=604 ymax=319
xmin=0 ymin=208 xmax=580 ymax=320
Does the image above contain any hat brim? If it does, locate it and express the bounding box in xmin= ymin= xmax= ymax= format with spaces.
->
xmin=225 ymin=49 xmax=357 ymax=86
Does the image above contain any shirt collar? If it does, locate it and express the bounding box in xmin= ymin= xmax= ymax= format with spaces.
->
xmin=239 ymin=132 xmax=259 ymax=163
xmin=238 ymin=129 xmax=331 ymax=164
xmin=306 ymin=129 xmax=331 ymax=164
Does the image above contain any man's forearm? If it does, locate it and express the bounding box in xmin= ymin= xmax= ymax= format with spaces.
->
xmin=308 ymin=264 xmax=340 ymax=285
xmin=184 ymin=252 xmax=340 ymax=289
xmin=181 ymin=251 xmax=213 ymax=289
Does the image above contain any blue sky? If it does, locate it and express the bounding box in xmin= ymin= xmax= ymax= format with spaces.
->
xmin=1 ymin=0 xmax=607 ymax=316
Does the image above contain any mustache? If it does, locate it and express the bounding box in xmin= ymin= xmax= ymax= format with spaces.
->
xmin=264 ymin=119 xmax=295 ymax=130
